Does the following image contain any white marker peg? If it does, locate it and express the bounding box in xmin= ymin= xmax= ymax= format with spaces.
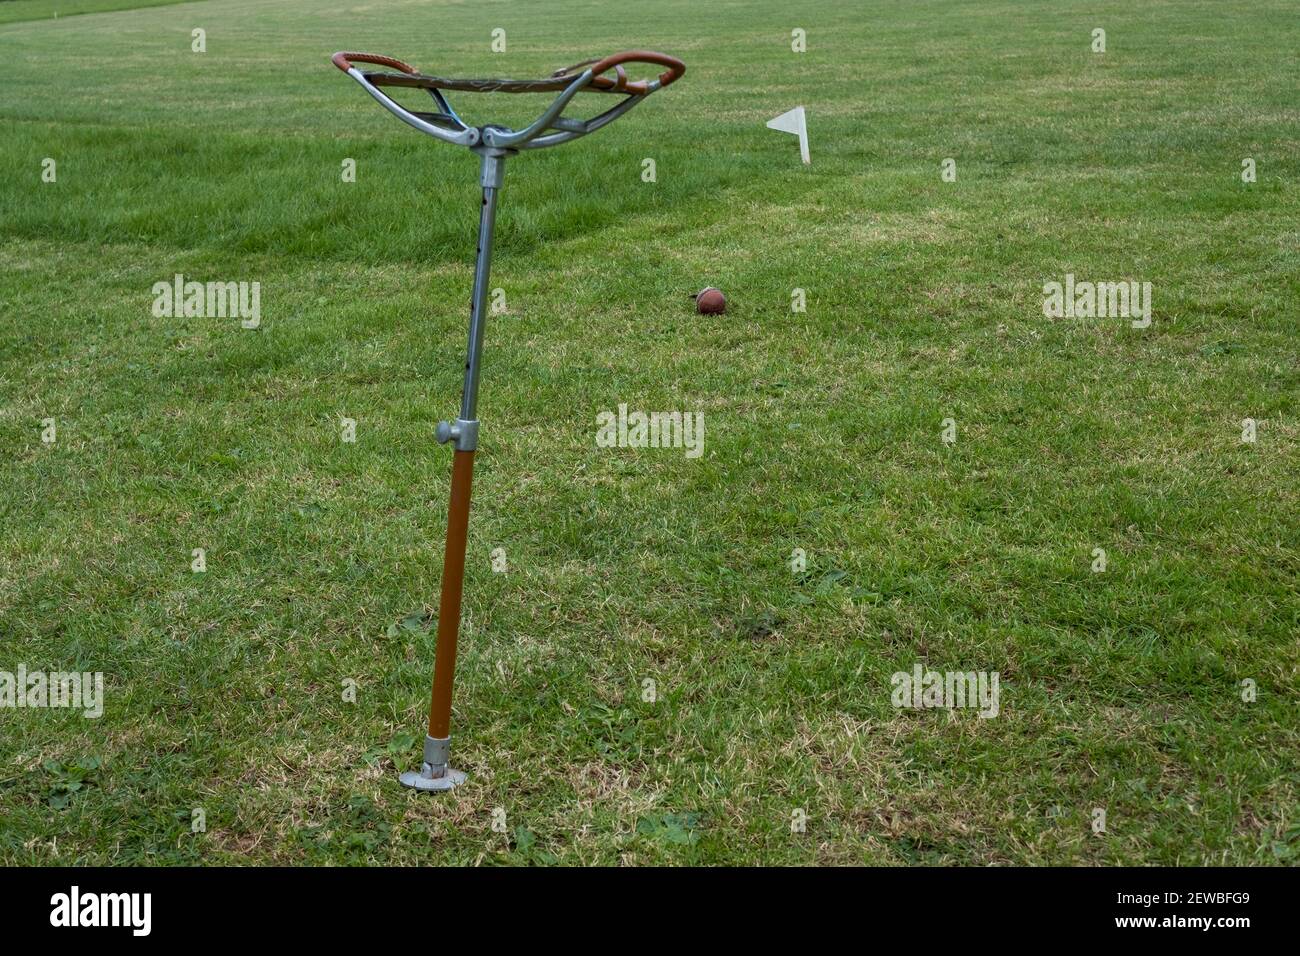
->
xmin=766 ymin=106 xmax=809 ymax=164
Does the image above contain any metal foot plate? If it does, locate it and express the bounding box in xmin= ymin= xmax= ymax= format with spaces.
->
xmin=399 ymin=763 xmax=467 ymax=792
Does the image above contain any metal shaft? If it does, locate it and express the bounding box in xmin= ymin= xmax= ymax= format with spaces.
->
xmin=459 ymin=149 xmax=505 ymax=421
xmin=425 ymin=148 xmax=506 ymax=748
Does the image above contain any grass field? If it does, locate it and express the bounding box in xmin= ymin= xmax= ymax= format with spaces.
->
xmin=0 ymin=0 xmax=189 ymax=25
xmin=1 ymin=0 xmax=1297 ymax=866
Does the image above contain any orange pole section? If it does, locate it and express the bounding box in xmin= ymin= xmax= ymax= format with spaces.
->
xmin=427 ymin=448 xmax=475 ymax=740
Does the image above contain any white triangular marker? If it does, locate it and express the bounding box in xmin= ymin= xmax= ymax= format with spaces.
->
xmin=766 ymin=106 xmax=809 ymax=164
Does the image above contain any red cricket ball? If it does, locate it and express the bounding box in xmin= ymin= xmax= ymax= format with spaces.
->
xmin=694 ymin=287 xmax=726 ymax=314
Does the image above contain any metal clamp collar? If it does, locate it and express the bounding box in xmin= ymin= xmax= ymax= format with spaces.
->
xmin=436 ymin=418 xmax=480 ymax=451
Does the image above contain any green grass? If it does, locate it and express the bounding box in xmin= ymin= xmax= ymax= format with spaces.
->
xmin=0 ymin=0 xmax=196 ymax=26
xmin=1 ymin=0 xmax=1297 ymax=866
